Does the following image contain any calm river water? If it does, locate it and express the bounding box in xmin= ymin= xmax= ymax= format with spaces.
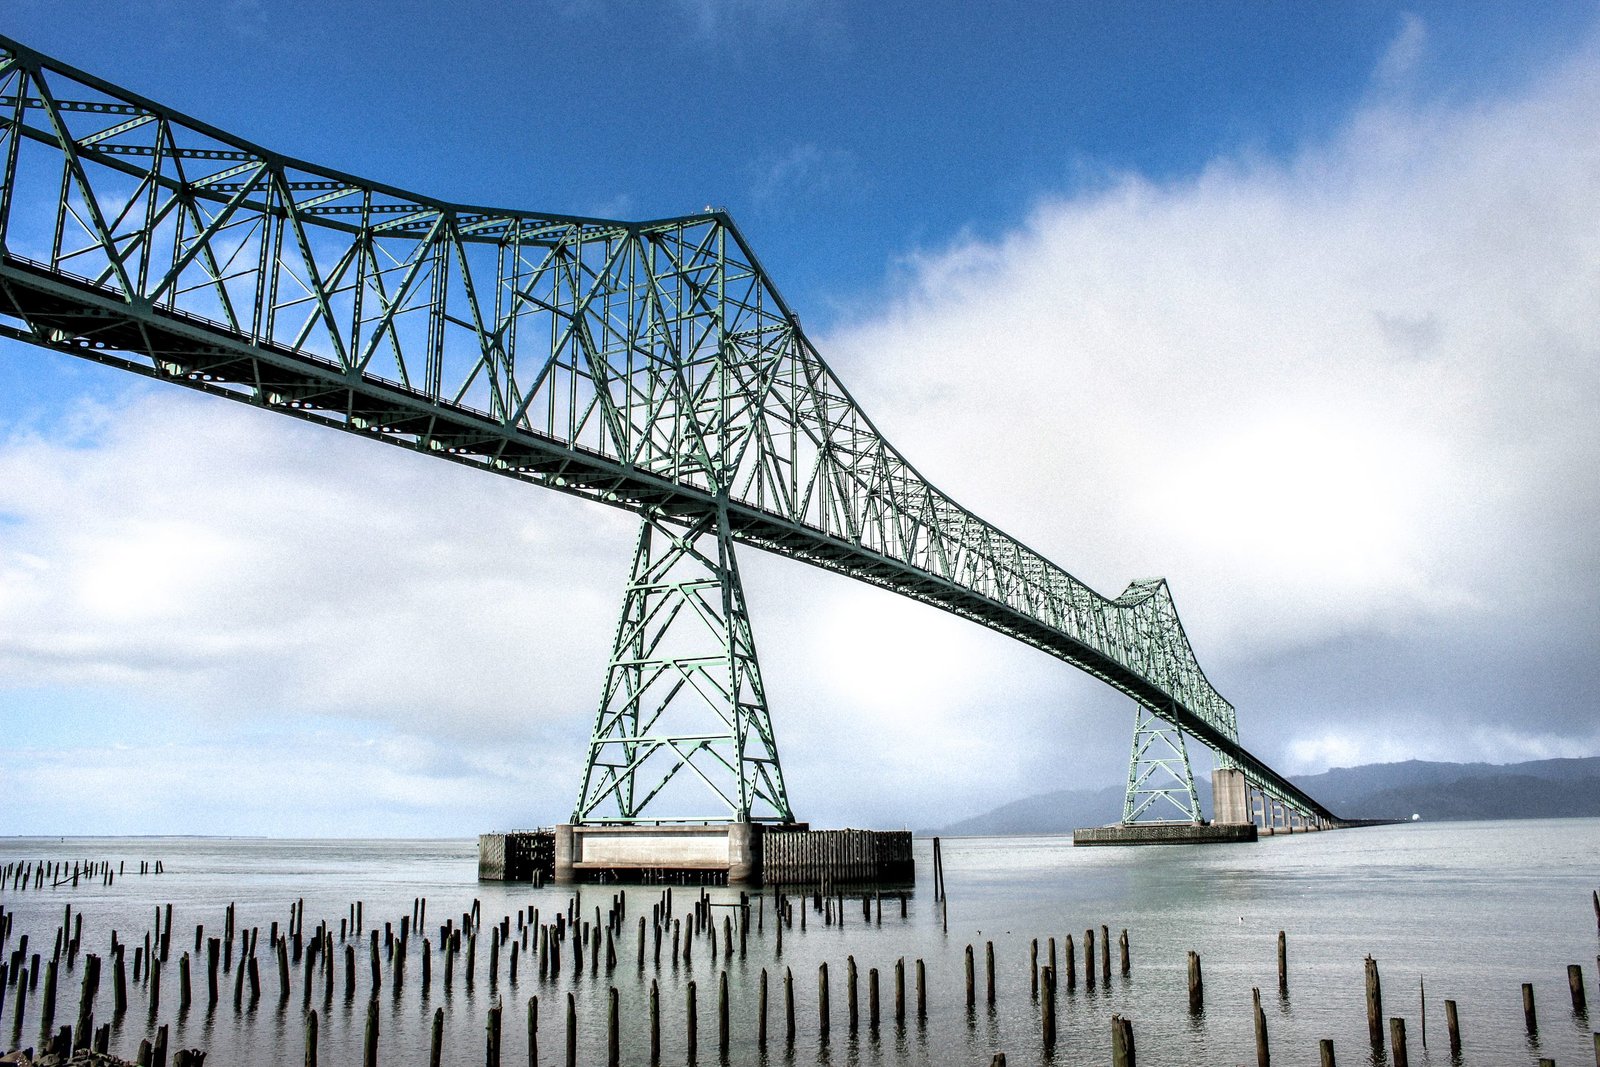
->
xmin=2 ymin=820 xmax=1597 ymax=1066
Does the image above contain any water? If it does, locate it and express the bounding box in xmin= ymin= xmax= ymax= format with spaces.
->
xmin=2 ymin=821 xmax=1596 ymax=1065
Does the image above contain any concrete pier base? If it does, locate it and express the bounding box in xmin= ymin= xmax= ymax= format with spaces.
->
xmin=552 ymin=822 xmax=779 ymax=885
xmin=1072 ymin=822 xmax=1259 ymax=846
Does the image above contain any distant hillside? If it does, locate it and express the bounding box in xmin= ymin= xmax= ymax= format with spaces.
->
xmin=926 ymin=756 xmax=1600 ymax=836
xmin=1289 ymin=757 xmax=1600 ymax=821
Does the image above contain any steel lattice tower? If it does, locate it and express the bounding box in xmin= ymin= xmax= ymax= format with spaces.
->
xmin=573 ymin=506 xmax=793 ymax=824
xmin=1122 ymin=703 xmax=1204 ymax=823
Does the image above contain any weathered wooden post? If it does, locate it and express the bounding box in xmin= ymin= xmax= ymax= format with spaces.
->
xmin=1120 ymin=928 xmax=1130 ymax=976
xmin=649 ymin=979 xmax=660 ymax=1064
xmin=985 ymin=941 xmax=995 ymax=1006
xmin=304 ymin=1008 xmax=318 ymax=1067
xmin=1389 ymin=1017 xmax=1408 ymax=1067
xmin=1523 ymin=982 xmax=1537 ymax=1033
xmin=686 ymin=979 xmax=698 ymax=1062
xmin=1064 ymin=935 xmax=1076 ymax=992
xmin=847 ymin=956 xmax=858 ymax=1034
xmin=869 ymin=967 xmax=880 ymax=1032
xmin=364 ymin=995 xmax=379 ymax=1067
xmin=1086 ymin=929 xmax=1097 ymax=989
xmin=818 ymin=961 xmax=830 ymax=1041
xmin=757 ymin=970 xmax=767 ymax=1050
xmin=1252 ymin=987 xmax=1269 ymax=1067
xmin=1364 ymin=956 xmax=1383 ymax=1048
xmin=1444 ymin=998 xmax=1461 ymax=1057
xmin=785 ymin=966 xmax=795 ymax=1047
xmin=915 ymin=958 xmax=926 ymax=1022
xmin=1276 ymin=931 xmax=1287 ymax=997
xmin=1187 ymin=951 xmax=1203 ymax=1014
xmin=1041 ymin=965 xmax=1056 ymax=1049
xmin=606 ymin=987 xmax=619 ymax=1067
xmin=965 ymin=945 xmax=975 ymax=1010
xmin=1318 ymin=1038 xmax=1335 ymax=1066
xmin=1571 ymin=964 xmax=1588 ymax=1013
xmin=1110 ymin=1013 xmax=1135 ymax=1067
xmin=565 ymin=992 xmax=576 ymax=1067
xmin=895 ymin=957 xmax=905 ymax=1026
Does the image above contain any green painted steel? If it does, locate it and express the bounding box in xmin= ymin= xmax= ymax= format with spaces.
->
xmin=1122 ymin=704 xmax=1203 ymax=824
xmin=574 ymin=508 xmax=792 ymax=824
xmin=0 ymin=37 xmax=1338 ymax=825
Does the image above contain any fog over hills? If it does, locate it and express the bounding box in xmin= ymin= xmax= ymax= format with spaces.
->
xmin=926 ymin=757 xmax=1600 ymax=836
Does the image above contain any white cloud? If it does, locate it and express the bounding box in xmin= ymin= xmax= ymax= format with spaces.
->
xmin=817 ymin=30 xmax=1600 ymax=774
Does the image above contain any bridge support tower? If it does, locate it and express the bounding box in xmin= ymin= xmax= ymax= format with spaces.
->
xmin=557 ymin=507 xmax=794 ymax=883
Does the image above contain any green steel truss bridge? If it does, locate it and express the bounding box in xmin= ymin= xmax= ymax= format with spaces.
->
xmin=0 ymin=38 xmax=1337 ymax=831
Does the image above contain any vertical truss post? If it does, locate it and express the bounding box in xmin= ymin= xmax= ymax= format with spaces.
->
xmin=1122 ymin=704 xmax=1203 ymax=824
xmin=571 ymin=506 xmax=793 ymax=825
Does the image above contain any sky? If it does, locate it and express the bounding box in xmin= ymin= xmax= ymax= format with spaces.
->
xmin=1 ymin=2 xmax=1598 ymax=836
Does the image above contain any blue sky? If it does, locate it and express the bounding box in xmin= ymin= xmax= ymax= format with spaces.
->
xmin=3 ymin=3 xmax=1599 ymax=835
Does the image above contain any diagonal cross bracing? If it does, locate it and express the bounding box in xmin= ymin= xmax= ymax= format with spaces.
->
xmin=0 ymin=36 xmax=1337 ymax=824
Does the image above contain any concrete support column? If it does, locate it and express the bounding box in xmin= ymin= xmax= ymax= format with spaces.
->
xmin=553 ymin=824 xmax=576 ymax=885
xmin=1211 ymin=768 xmax=1251 ymax=825
xmin=727 ymin=823 xmax=763 ymax=886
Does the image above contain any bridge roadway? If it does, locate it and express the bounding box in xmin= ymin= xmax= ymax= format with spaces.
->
xmin=0 ymin=36 xmax=1338 ymax=825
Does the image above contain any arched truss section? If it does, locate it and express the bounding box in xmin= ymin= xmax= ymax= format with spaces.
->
xmin=0 ymin=37 xmax=1334 ymax=823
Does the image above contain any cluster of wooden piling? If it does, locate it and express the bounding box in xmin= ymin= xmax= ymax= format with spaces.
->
xmin=2 ymin=858 xmax=164 ymax=892
xmin=4 ymin=871 xmax=1598 ymax=1065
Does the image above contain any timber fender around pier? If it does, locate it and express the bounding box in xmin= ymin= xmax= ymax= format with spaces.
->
xmin=480 ymin=825 xmax=913 ymax=886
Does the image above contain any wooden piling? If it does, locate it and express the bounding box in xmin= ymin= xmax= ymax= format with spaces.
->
xmin=650 ymin=979 xmax=660 ymax=1064
xmin=1041 ymin=965 xmax=1056 ymax=1048
xmin=686 ymin=979 xmax=698 ymax=1062
xmin=847 ymin=956 xmax=858 ymax=1033
xmin=1120 ymin=928 xmax=1130 ymax=976
xmin=1523 ymin=982 xmax=1537 ymax=1033
xmin=869 ymin=967 xmax=880 ymax=1032
xmin=1187 ymin=951 xmax=1203 ymax=1014
xmin=1389 ymin=1017 xmax=1408 ymax=1067
xmin=1030 ymin=939 xmax=1038 ymax=998
xmin=304 ymin=1008 xmax=318 ymax=1067
xmin=785 ymin=966 xmax=795 ymax=1046
xmin=757 ymin=970 xmax=766 ymax=1050
xmin=985 ymin=941 xmax=996 ymax=1005
xmin=895 ymin=957 xmax=905 ymax=1025
xmin=565 ymin=992 xmax=576 ymax=1067
xmin=1110 ymin=1013 xmax=1135 ymax=1067
xmin=1364 ymin=956 xmax=1383 ymax=1047
xmin=916 ymin=958 xmax=926 ymax=1022
xmin=818 ymin=961 xmax=830 ymax=1041
xmin=178 ymin=953 xmax=191 ymax=1013
xmin=1064 ymin=935 xmax=1076 ymax=991
xmin=1276 ymin=931 xmax=1286 ymax=997
xmin=363 ymin=996 xmax=378 ymax=1067
xmin=607 ymin=987 xmax=619 ymax=1067
xmin=1572 ymin=963 xmax=1588 ymax=1013
xmin=1101 ymin=924 xmax=1111 ymax=983
xmin=965 ymin=944 xmax=975 ymax=1010
xmin=1318 ymin=1038 xmax=1335 ymax=1066
xmin=1252 ymin=987 xmax=1269 ymax=1067
xmin=430 ymin=1007 xmax=444 ymax=1067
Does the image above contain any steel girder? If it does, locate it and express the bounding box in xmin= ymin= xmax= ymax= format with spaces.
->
xmin=0 ymin=37 xmax=1338 ymax=825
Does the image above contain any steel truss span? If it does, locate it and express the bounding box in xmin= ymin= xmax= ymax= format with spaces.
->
xmin=0 ymin=37 xmax=1336 ymax=825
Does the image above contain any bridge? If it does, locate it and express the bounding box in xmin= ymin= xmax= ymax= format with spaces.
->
xmin=0 ymin=36 xmax=1337 ymax=845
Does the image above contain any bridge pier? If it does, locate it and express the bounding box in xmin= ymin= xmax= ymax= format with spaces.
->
xmin=1211 ymin=767 xmax=1252 ymax=825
